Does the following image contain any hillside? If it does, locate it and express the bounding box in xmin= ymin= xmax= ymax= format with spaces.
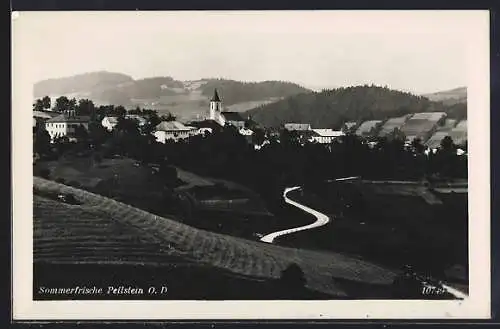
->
xmin=422 ymin=87 xmax=467 ymax=105
xmin=34 ymin=71 xmax=134 ymax=97
xmin=198 ymin=79 xmax=311 ymax=106
xmin=33 ymin=177 xmax=398 ymax=299
xmin=33 ymin=72 xmax=311 ymax=121
xmin=246 ymin=85 xmax=467 ymax=129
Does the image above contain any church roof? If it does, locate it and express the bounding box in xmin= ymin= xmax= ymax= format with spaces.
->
xmin=211 ymin=89 xmax=221 ymax=102
xmin=221 ymin=111 xmax=245 ymax=122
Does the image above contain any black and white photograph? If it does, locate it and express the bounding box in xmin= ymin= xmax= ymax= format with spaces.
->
xmin=12 ymin=10 xmax=490 ymax=319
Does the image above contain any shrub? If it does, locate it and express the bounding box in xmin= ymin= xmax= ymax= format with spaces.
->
xmin=55 ymin=178 xmax=66 ymax=184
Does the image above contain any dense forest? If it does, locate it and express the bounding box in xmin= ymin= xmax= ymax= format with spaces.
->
xmin=198 ymin=79 xmax=312 ymax=106
xmin=246 ymin=85 xmax=467 ymax=129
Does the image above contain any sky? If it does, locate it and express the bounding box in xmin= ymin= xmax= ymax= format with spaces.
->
xmin=12 ymin=10 xmax=487 ymax=94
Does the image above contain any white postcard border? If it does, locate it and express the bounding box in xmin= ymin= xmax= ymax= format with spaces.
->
xmin=11 ymin=10 xmax=491 ymax=320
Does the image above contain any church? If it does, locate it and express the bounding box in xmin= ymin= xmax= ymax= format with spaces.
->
xmin=208 ymin=88 xmax=247 ymax=129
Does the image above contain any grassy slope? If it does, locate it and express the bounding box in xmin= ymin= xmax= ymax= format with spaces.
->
xmin=33 ymin=177 xmax=397 ymax=297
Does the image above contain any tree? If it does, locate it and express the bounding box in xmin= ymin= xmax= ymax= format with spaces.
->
xmin=114 ymin=105 xmax=127 ymax=117
xmin=33 ymin=126 xmax=51 ymax=157
xmin=88 ymin=121 xmax=110 ymax=148
xmin=129 ymin=106 xmax=142 ymax=115
xmin=33 ymin=99 xmax=44 ymax=112
xmin=160 ymin=112 xmax=176 ymax=121
xmin=41 ymin=96 xmax=51 ymax=109
xmin=73 ymin=124 xmax=89 ymax=142
xmin=440 ymin=136 xmax=455 ymax=154
xmin=53 ymin=96 xmax=76 ymax=113
xmin=252 ymin=128 xmax=266 ymax=146
xmin=411 ymin=137 xmax=425 ymax=154
xmin=77 ymin=99 xmax=95 ymax=118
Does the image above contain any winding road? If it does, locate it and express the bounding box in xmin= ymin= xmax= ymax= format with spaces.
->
xmin=259 ymin=176 xmax=468 ymax=300
xmin=259 ymin=176 xmax=359 ymax=243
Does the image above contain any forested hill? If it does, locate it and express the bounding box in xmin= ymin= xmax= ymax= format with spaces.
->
xmin=34 ymin=71 xmax=134 ymax=98
xmin=198 ymin=79 xmax=311 ymax=106
xmin=422 ymin=87 xmax=467 ymax=106
xmin=246 ymin=85 xmax=467 ymax=129
xmin=33 ymin=72 xmax=312 ymax=119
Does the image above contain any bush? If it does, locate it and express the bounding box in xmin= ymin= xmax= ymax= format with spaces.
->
xmin=55 ymin=178 xmax=66 ymax=184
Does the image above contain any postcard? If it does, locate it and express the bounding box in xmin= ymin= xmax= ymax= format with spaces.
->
xmin=12 ymin=10 xmax=491 ymax=320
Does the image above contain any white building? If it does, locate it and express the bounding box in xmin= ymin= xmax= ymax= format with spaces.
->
xmin=239 ymin=127 xmax=254 ymax=136
xmin=153 ymin=121 xmax=202 ymax=143
xmin=101 ymin=116 xmax=119 ymax=131
xmin=45 ymin=110 xmax=90 ymax=141
xmin=309 ymin=129 xmax=345 ymax=144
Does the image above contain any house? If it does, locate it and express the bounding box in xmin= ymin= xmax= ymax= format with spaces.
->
xmin=33 ymin=110 xmax=59 ymax=128
xmin=284 ymin=123 xmax=312 ymax=132
xmin=309 ymin=129 xmax=344 ymax=144
xmin=239 ymin=127 xmax=254 ymax=136
xmin=45 ymin=110 xmax=90 ymax=141
xmin=101 ymin=116 xmax=119 ymax=131
xmin=153 ymin=121 xmax=201 ymax=143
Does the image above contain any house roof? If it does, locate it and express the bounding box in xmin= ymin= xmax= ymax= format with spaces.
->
xmin=33 ymin=110 xmax=59 ymax=119
xmin=102 ymin=116 xmax=119 ymax=124
xmin=311 ymin=129 xmax=345 ymax=137
xmin=46 ymin=113 xmax=90 ymax=123
xmin=284 ymin=123 xmax=311 ymax=131
xmin=343 ymin=122 xmax=358 ymax=129
xmin=125 ymin=114 xmax=147 ymax=125
xmin=211 ymin=89 xmax=221 ymax=102
xmin=221 ymin=111 xmax=245 ymax=122
xmin=155 ymin=121 xmax=197 ymax=131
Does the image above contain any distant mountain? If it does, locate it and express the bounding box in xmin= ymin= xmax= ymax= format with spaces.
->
xmin=34 ymin=71 xmax=134 ymax=98
xmin=34 ymin=72 xmax=311 ymax=121
xmin=246 ymin=85 xmax=467 ymax=129
xmin=422 ymin=87 xmax=467 ymax=105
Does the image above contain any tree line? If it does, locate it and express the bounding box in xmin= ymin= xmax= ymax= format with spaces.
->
xmin=34 ymin=104 xmax=467 ymax=215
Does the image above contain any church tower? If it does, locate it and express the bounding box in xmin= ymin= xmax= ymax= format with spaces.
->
xmin=209 ymin=88 xmax=222 ymax=121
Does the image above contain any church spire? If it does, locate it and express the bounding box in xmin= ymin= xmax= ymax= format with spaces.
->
xmin=211 ymin=88 xmax=221 ymax=102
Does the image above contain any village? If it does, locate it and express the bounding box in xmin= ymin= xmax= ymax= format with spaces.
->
xmin=33 ymin=88 xmax=468 ymax=158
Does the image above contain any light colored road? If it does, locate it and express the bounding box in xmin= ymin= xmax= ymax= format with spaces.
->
xmin=441 ymin=283 xmax=468 ymax=300
xmin=260 ymin=177 xmax=359 ymax=243
xmin=259 ymin=176 xmax=468 ymax=300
